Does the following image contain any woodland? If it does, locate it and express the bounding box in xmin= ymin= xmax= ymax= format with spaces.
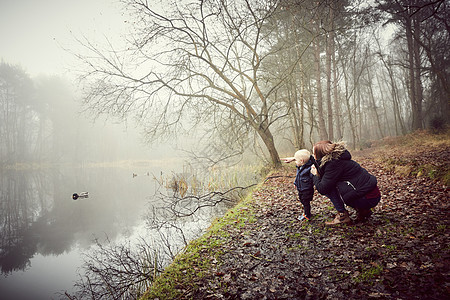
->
xmin=0 ymin=0 xmax=449 ymax=299
xmin=142 ymin=131 xmax=449 ymax=300
xmin=73 ymin=0 xmax=449 ymax=167
xmin=1 ymin=0 xmax=448 ymax=167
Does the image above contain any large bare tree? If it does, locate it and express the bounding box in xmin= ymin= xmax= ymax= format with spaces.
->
xmin=75 ymin=0 xmax=301 ymax=167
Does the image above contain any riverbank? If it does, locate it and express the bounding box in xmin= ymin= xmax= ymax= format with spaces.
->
xmin=142 ymin=131 xmax=450 ymax=299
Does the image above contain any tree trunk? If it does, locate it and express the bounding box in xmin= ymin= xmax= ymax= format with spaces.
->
xmin=314 ymin=38 xmax=328 ymax=140
xmin=332 ymin=29 xmax=342 ymax=140
xmin=297 ymin=58 xmax=305 ymax=149
xmin=306 ymin=80 xmax=314 ymax=148
xmin=300 ymin=81 xmax=305 ymax=148
xmin=292 ymin=83 xmax=304 ymax=149
xmin=380 ymin=54 xmax=407 ymax=135
xmin=375 ymin=73 xmax=392 ymax=136
xmin=366 ymin=67 xmax=384 ymax=139
xmin=412 ymin=16 xmax=424 ymax=129
xmin=343 ymin=68 xmax=357 ymax=149
xmin=257 ymin=125 xmax=281 ymax=168
xmin=326 ymin=7 xmax=334 ymax=141
xmin=405 ymin=15 xmax=422 ymax=130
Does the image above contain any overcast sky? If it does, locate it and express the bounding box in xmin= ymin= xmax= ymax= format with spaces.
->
xmin=0 ymin=0 xmax=177 ymax=157
xmin=0 ymin=0 xmax=129 ymax=78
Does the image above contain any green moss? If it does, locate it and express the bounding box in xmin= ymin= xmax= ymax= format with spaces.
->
xmin=437 ymin=224 xmax=447 ymax=232
xmin=382 ymin=244 xmax=397 ymax=251
xmin=287 ymin=244 xmax=306 ymax=251
xmin=353 ymin=264 xmax=383 ymax=284
xmin=141 ymin=185 xmax=259 ymax=299
xmin=440 ymin=169 xmax=450 ymax=186
xmin=330 ymin=272 xmax=350 ymax=283
xmin=286 ymin=232 xmax=302 ymax=239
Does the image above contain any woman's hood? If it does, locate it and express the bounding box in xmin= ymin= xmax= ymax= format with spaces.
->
xmin=320 ymin=141 xmax=351 ymax=167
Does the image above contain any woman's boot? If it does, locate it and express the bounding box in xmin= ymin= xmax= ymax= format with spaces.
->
xmin=355 ymin=208 xmax=373 ymax=223
xmin=325 ymin=210 xmax=351 ymax=225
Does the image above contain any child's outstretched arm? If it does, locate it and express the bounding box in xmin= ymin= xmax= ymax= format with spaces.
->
xmin=281 ymin=157 xmax=295 ymax=163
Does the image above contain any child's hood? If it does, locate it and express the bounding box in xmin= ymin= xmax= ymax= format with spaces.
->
xmin=298 ymin=156 xmax=314 ymax=170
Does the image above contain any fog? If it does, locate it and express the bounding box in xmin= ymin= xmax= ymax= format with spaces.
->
xmin=0 ymin=0 xmax=157 ymax=161
xmin=0 ymin=0 xmax=128 ymax=77
xmin=0 ymin=66 xmax=225 ymax=298
xmin=0 ymin=3 xmax=213 ymax=298
xmin=1 ymin=0 xmax=448 ymax=298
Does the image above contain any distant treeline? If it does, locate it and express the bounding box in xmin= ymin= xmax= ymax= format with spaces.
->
xmin=0 ymin=62 xmax=146 ymax=165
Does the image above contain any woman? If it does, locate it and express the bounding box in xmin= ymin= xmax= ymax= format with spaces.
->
xmin=310 ymin=141 xmax=381 ymax=225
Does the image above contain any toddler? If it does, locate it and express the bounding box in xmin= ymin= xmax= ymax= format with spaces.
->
xmin=283 ymin=149 xmax=315 ymax=221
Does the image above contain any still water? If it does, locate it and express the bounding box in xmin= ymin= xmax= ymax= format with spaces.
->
xmin=0 ymin=162 xmax=217 ymax=299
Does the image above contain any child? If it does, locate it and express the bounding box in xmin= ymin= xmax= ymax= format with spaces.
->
xmin=282 ymin=149 xmax=315 ymax=221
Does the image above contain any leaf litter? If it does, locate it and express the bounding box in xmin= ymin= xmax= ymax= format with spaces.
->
xmin=172 ymin=142 xmax=450 ymax=299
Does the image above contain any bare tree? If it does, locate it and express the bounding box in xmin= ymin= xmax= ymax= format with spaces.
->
xmin=67 ymin=237 xmax=159 ymax=300
xmin=75 ymin=0 xmax=311 ymax=167
xmin=312 ymin=26 xmax=328 ymax=140
xmin=0 ymin=63 xmax=35 ymax=163
xmin=375 ymin=46 xmax=408 ymax=136
xmin=374 ymin=0 xmax=448 ymax=130
xmin=67 ymin=178 xmax=256 ymax=299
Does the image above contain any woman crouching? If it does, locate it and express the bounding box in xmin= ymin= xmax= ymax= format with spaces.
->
xmin=311 ymin=141 xmax=381 ymax=225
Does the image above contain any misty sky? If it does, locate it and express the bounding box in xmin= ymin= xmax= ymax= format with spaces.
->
xmin=0 ymin=0 xmax=129 ymax=77
xmin=0 ymin=0 xmax=182 ymax=159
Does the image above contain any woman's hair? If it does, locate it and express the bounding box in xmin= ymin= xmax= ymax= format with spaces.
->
xmin=313 ymin=140 xmax=335 ymax=160
xmin=294 ymin=149 xmax=311 ymax=162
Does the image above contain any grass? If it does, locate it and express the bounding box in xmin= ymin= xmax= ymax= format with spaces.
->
xmin=437 ymin=224 xmax=447 ymax=232
xmin=139 ymin=161 xmax=267 ymax=299
xmin=382 ymin=244 xmax=397 ymax=251
xmin=353 ymin=264 xmax=383 ymax=284
xmin=158 ymin=162 xmax=263 ymax=198
xmin=373 ymin=129 xmax=449 ymax=148
xmin=140 ymin=183 xmax=260 ymax=299
xmin=141 ymin=130 xmax=449 ymax=298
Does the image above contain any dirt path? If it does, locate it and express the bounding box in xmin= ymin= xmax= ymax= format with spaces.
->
xmin=189 ymin=151 xmax=450 ymax=299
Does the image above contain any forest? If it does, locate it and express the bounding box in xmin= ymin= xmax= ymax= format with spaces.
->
xmin=1 ymin=0 xmax=448 ymax=168
xmin=73 ymin=0 xmax=449 ymax=167
xmin=141 ymin=131 xmax=449 ymax=300
xmin=0 ymin=1 xmax=448 ymax=299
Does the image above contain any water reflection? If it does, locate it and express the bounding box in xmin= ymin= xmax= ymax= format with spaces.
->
xmin=0 ymin=165 xmax=159 ymax=298
xmin=70 ymin=177 xmax=250 ymax=299
xmin=0 ymin=168 xmax=54 ymax=274
xmin=0 ymin=163 xmax=260 ymax=299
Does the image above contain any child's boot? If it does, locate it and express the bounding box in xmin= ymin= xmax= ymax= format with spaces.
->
xmin=297 ymin=214 xmax=310 ymax=222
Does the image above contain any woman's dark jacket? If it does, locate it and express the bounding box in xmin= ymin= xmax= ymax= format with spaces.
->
xmin=312 ymin=143 xmax=377 ymax=202
xmin=294 ymin=156 xmax=314 ymax=192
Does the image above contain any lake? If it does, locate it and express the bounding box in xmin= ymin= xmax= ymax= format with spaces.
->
xmin=0 ymin=161 xmax=231 ymax=299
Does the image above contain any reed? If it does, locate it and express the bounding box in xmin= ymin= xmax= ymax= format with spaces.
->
xmin=160 ymin=162 xmax=263 ymax=198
